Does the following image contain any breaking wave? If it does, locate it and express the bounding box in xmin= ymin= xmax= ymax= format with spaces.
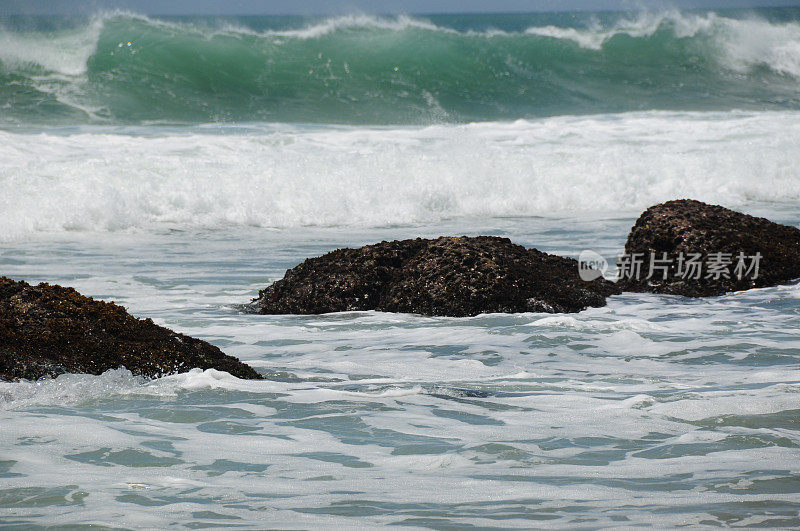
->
xmin=1 ymin=9 xmax=800 ymax=125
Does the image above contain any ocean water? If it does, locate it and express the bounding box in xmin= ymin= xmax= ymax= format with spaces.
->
xmin=1 ymin=8 xmax=800 ymax=529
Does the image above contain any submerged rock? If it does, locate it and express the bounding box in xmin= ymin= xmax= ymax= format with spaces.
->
xmin=248 ymin=236 xmax=620 ymax=317
xmin=0 ymin=277 xmax=263 ymax=381
xmin=620 ymin=199 xmax=800 ymax=297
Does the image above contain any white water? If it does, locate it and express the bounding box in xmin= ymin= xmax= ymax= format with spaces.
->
xmin=2 ymin=111 xmax=800 ymax=242
xmin=2 ymin=105 xmax=800 ymax=527
xmin=1 ymin=216 xmax=800 ymax=527
xmin=524 ymin=10 xmax=800 ymax=78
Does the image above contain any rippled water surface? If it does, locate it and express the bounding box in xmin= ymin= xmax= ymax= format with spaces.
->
xmin=2 ymin=214 xmax=799 ymax=528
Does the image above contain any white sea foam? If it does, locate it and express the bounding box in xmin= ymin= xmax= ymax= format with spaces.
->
xmin=524 ymin=11 xmax=673 ymax=50
xmin=1 ymin=111 xmax=799 ymax=241
xmin=266 ymin=14 xmax=450 ymax=39
xmin=2 ymin=251 xmax=799 ymax=527
xmin=522 ymin=10 xmax=800 ymax=78
xmin=523 ymin=10 xmax=717 ymax=49
xmin=717 ymin=16 xmax=800 ymax=77
xmin=0 ymin=20 xmax=102 ymax=77
xmin=0 ymin=368 xmax=146 ymax=408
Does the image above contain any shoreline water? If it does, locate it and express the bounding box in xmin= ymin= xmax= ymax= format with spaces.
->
xmin=3 ymin=209 xmax=800 ymax=527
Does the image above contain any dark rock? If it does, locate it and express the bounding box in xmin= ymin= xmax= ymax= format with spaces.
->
xmin=0 ymin=277 xmax=263 ymax=382
xmin=620 ymin=199 xmax=800 ymax=297
xmin=251 ymin=238 xmax=427 ymax=315
xmin=248 ymin=236 xmax=620 ymax=317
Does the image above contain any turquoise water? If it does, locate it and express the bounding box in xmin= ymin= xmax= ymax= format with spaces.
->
xmin=1 ymin=7 xmax=800 ymax=529
xmin=2 ymin=8 xmax=800 ymax=125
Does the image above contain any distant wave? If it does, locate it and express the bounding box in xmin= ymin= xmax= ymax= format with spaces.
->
xmin=1 ymin=10 xmax=800 ymax=125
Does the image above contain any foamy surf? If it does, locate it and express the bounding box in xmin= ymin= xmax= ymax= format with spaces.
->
xmin=2 ymin=111 xmax=799 ymax=242
xmin=3 ymin=234 xmax=800 ymax=527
